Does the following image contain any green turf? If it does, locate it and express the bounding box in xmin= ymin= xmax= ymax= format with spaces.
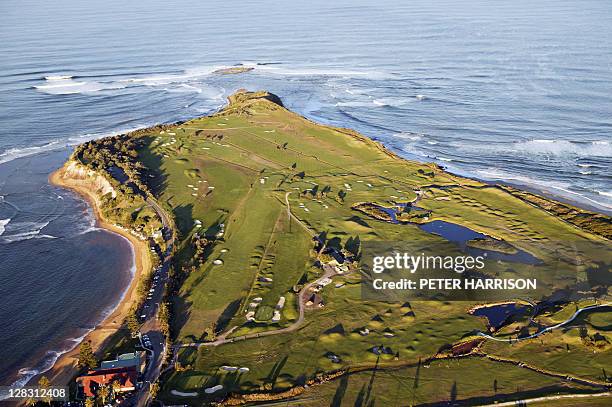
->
xmin=93 ymin=91 xmax=610 ymax=405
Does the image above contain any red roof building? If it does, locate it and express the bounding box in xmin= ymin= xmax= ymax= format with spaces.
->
xmin=76 ymin=367 xmax=138 ymax=398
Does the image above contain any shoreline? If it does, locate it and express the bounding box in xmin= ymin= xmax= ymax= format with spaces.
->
xmin=0 ymin=115 xmax=611 ymax=218
xmin=31 ymin=165 xmax=152 ymax=388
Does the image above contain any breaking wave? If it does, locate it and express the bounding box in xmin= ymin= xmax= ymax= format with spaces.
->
xmin=0 ymin=218 xmax=10 ymax=236
xmin=43 ymin=75 xmax=73 ymax=80
xmin=393 ymin=132 xmax=422 ymax=141
xmin=252 ymin=64 xmax=392 ymax=79
xmin=507 ymin=139 xmax=612 ymax=157
xmin=598 ymin=190 xmax=612 ymax=198
xmin=475 ymin=168 xmax=612 ymax=211
xmin=3 ymin=329 xmax=89 ymax=393
xmin=0 ymin=126 xmax=146 ymax=165
xmin=35 ymin=76 xmax=127 ymax=95
xmin=0 ymin=221 xmax=56 ymax=244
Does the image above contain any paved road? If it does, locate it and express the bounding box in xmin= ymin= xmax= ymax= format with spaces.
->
xmin=174 ymin=264 xmax=337 ymax=351
xmin=131 ymin=198 xmax=174 ymax=407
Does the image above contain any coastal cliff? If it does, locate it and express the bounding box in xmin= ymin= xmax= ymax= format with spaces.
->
xmin=60 ymin=160 xmax=117 ymax=198
xmin=42 ymin=162 xmax=153 ymax=387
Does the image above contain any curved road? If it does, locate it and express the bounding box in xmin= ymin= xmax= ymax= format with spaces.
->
xmin=175 ymin=264 xmax=337 ymax=350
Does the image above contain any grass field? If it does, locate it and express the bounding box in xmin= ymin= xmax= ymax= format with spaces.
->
xmin=119 ymin=91 xmax=612 ymax=405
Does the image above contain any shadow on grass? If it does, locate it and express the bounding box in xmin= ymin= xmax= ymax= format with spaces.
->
xmin=330 ymin=374 xmax=350 ymax=407
xmin=215 ymin=299 xmax=242 ymax=334
xmin=138 ymin=135 xmax=170 ymax=197
xmin=265 ymin=355 xmax=288 ymax=390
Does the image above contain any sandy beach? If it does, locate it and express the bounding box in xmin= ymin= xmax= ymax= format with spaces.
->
xmin=40 ymin=163 xmax=152 ymax=387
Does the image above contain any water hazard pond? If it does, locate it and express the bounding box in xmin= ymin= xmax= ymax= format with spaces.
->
xmin=363 ymin=202 xmax=540 ymax=264
xmin=470 ymin=302 xmax=532 ymax=331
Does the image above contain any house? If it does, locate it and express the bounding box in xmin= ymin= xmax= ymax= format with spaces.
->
xmin=323 ymin=247 xmax=346 ymax=266
xmin=98 ymin=351 xmax=145 ymax=373
xmin=76 ymin=367 xmax=138 ymax=398
xmin=305 ymin=293 xmax=324 ymax=308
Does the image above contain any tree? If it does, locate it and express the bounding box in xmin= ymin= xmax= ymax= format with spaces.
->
xmin=97 ymin=384 xmax=110 ymax=405
xmin=78 ymin=342 xmax=97 ymax=370
xmin=111 ymin=380 xmax=121 ymax=397
xmin=150 ymin=382 xmax=160 ymax=399
xmin=126 ymin=310 xmax=140 ymax=338
xmin=158 ymin=302 xmax=170 ymax=337
xmin=38 ymin=376 xmax=52 ymax=405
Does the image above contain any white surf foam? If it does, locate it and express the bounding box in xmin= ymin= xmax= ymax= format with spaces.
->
xmin=43 ymin=75 xmax=73 ymax=80
xmin=120 ymin=65 xmax=222 ymax=86
xmin=598 ymin=190 xmax=612 ymax=198
xmin=475 ymin=168 xmax=612 ymax=210
xmin=0 ymin=126 xmax=147 ymax=166
xmin=508 ymin=139 xmax=612 ymax=157
xmin=0 ymin=220 xmax=54 ymax=243
xmin=35 ymin=76 xmax=127 ymax=95
xmin=4 ymin=332 xmax=89 ymax=393
xmin=0 ymin=218 xmax=10 ymax=236
xmin=372 ymin=97 xmax=411 ymax=108
xmin=393 ymin=132 xmax=422 ymax=141
xmin=252 ymin=64 xmax=392 ymax=79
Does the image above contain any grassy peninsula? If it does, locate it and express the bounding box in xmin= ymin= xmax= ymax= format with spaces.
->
xmin=55 ymin=90 xmax=611 ymax=406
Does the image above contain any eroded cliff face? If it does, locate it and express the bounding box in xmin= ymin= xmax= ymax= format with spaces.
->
xmin=62 ymin=160 xmax=116 ymax=198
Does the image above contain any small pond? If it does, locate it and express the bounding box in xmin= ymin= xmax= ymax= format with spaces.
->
xmin=369 ymin=204 xmax=540 ymax=264
xmin=471 ymin=302 xmax=532 ymax=330
xmin=419 ymin=220 xmax=540 ymax=265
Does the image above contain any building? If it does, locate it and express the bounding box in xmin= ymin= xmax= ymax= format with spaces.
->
xmin=98 ymin=351 xmax=145 ymax=373
xmin=76 ymin=367 xmax=138 ymax=398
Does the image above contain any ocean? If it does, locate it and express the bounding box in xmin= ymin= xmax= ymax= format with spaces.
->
xmin=0 ymin=0 xmax=611 ymax=385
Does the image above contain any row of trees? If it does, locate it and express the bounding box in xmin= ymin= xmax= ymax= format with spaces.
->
xmin=73 ymin=135 xmax=164 ymax=238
